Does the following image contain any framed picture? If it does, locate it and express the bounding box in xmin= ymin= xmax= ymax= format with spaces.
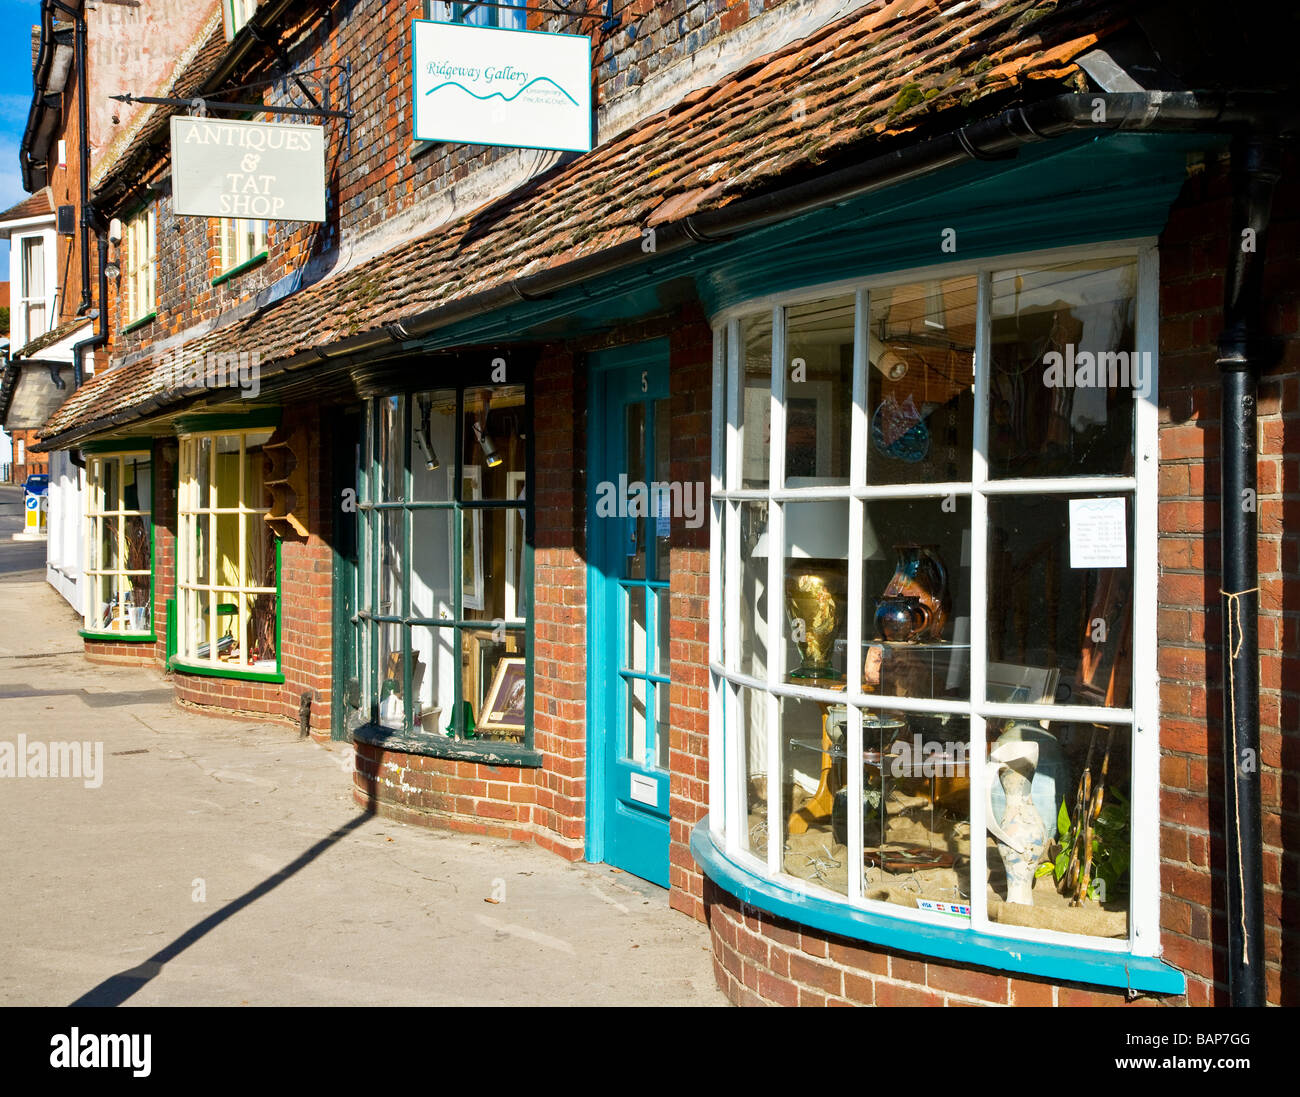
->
xmin=743 ymin=377 xmax=833 ymax=481
xmin=456 ymin=464 xmax=484 ymax=611
xmin=504 ymin=471 xmax=526 ymax=620
xmin=477 ymin=655 xmax=527 ymax=734
xmin=986 ymin=661 xmax=1060 ymax=705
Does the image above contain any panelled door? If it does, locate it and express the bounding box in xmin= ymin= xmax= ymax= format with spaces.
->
xmin=588 ymin=341 xmax=672 ymax=886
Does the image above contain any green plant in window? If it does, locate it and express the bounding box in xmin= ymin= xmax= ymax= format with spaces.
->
xmin=1036 ymin=789 xmax=1130 ymax=903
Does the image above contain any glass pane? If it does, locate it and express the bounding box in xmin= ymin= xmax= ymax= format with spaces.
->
xmin=739 ymin=312 xmax=773 ymax=489
xmin=784 ymin=295 xmax=853 ymax=483
xmin=862 ymin=497 xmax=971 ymax=701
xmin=124 ymin=455 xmax=151 ymax=515
xmin=626 ymin=674 xmax=648 ymax=765
xmin=738 ymin=685 xmax=768 ymax=859
xmin=410 ymin=390 xmax=455 ymax=501
xmin=505 ymin=503 xmax=526 ymax=620
xmin=214 ymin=435 xmax=241 ymax=510
xmin=654 ymin=587 xmax=670 ymax=677
xmin=655 ymin=680 xmax=669 ymax=771
xmin=245 ymin=590 xmax=277 ymax=668
xmin=464 ymin=384 xmax=527 ymax=498
xmin=95 ymin=571 xmax=116 ymax=630
xmin=653 ymin=397 xmax=671 ymax=581
xmin=623 ymin=401 xmax=646 ymax=580
xmin=379 ymin=510 xmax=404 ymax=618
xmin=779 ymin=695 xmax=848 ymax=896
xmin=213 ymin=594 xmax=240 ymax=664
xmin=99 ymin=516 xmax=120 ymax=571
xmin=378 ymin=395 xmax=406 ymax=502
xmin=196 ymin=437 xmax=212 ymax=510
xmin=865 ymin=713 xmax=971 ymax=914
xmin=986 ymin=721 xmax=1129 ymax=941
xmin=378 ymin=621 xmax=405 ymax=729
xmin=243 ymin=435 xmax=268 ymax=512
xmin=124 ymin=512 xmax=151 ymax=574
xmin=100 ymin=457 xmax=119 ymax=512
xmin=410 ymin=509 xmax=453 ymax=620
xmin=988 ymin=259 xmax=1138 ymax=479
xmin=194 ymin=514 xmax=210 ymax=584
xmin=987 ymin=493 xmax=1132 ymax=708
xmin=737 ymin=501 xmax=769 ymax=679
xmin=184 ymin=589 xmax=204 ymax=659
xmin=866 ymin=276 xmax=976 ymax=485
xmin=460 ymin=504 xmax=490 ymax=620
xmin=783 ymin=498 xmax=849 ymax=683
xmin=246 ymin=515 xmax=276 ymax=592
xmin=410 ymin=625 xmax=456 ymax=734
xmin=467 ymin=628 xmax=526 ymax=742
xmin=626 ymin=585 xmax=647 ymax=672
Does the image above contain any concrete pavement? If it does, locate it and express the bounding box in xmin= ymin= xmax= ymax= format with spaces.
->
xmin=0 ymin=485 xmax=725 ymax=1006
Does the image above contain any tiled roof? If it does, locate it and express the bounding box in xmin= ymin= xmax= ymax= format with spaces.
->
xmin=0 ymin=187 xmax=53 ymax=222
xmin=12 ymin=316 xmax=93 ymax=360
xmin=42 ymin=0 xmax=1119 ymax=445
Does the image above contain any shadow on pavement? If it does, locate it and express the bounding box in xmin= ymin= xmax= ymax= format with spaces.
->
xmin=70 ymin=812 xmax=373 ymax=1006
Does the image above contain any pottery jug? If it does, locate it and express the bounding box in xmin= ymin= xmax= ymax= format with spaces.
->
xmin=874 ymin=595 xmax=933 ymax=642
xmin=880 ymin=544 xmax=950 ymax=641
xmin=986 ymin=735 xmax=1047 ymax=906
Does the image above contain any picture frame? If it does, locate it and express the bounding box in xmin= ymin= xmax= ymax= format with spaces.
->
xmin=476 ymin=655 xmax=527 ymax=735
xmin=743 ymin=376 xmax=833 ymax=481
xmin=504 ymin=471 xmax=526 ymax=620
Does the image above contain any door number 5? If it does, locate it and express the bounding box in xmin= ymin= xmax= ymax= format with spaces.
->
xmin=641 ymin=370 xmax=648 ymax=392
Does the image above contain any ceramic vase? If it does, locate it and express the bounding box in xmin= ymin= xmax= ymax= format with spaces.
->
xmin=880 ymin=544 xmax=950 ymax=641
xmin=986 ymin=734 xmax=1047 ymax=906
xmin=785 ymin=567 xmax=843 ymax=679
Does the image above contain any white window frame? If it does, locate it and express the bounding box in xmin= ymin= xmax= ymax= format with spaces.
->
xmin=19 ymin=235 xmax=49 ymax=341
xmin=218 ymin=218 xmax=268 ymax=277
xmin=123 ymin=207 xmax=156 ymax=324
xmin=176 ymin=429 xmax=280 ymax=674
xmin=84 ymin=452 xmax=153 ymax=636
xmin=708 ymin=238 xmax=1160 ymax=960
xmin=224 ymin=0 xmax=259 ymax=40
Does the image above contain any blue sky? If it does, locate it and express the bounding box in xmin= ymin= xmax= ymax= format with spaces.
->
xmin=0 ymin=0 xmax=43 ymax=277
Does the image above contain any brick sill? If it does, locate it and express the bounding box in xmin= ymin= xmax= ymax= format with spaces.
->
xmin=354 ymin=723 xmax=543 ymax=768
xmin=168 ymin=657 xmax=284 ymax=684
xmin=80 ymin=629 xmax=156 ymax=643
xmin=691 ymin=817 xmax=1186 ymax=996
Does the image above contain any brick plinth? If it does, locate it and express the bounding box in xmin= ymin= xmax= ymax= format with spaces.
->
xmin=83 ymin=638 xmax=161 ymax=667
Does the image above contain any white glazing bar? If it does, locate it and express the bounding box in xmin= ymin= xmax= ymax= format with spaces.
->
xmin=709 ymin=325 xmax=726 ymax=836
xmin=981 ymin=476 xmax=1138 ymax=495
xmin=1129 ymin=243 xmax=1161 ymax=956
xmin=725 ymin=499 xmax=742 ymax=852
xmin=846 ymin=292 xmax=868 ymax=903
xmin=979 ymin=701 xmax=1134 ymax=724
xmin=766 ymin=306 xmax=786 ymax=876
xmin=846 ymin=703 xmax=864 ymax=903
xmin=968 ymin=270 xmax=992 ymax=933
xmin=725 ymin=318 xmax=742 ymax=494
xmin=727 ymin=680 xmax=746 ymax=856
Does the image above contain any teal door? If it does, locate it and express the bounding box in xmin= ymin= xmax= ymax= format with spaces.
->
xmin=588 ymin=341 xmax=672 ymax=886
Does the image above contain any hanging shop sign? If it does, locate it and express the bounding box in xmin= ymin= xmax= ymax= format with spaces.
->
xmin=412 ymin=20 xmax=592 ymax=153
xmin=170 ymin=117 xmax=327 ymax=222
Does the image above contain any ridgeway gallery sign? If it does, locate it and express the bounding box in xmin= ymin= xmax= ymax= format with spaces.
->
xmin=170 ymin=117 xmax=327 ymax=222
xmin=412 ymin=20 xmax=592 ymax=153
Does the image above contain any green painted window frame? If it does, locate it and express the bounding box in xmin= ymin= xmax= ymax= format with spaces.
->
xmin=80 ymin=446 xmax=157 ymax=642
xmin=355 ymin=380 xmax=538 ymax=766
xmin=172 ymin=427 xmax=284 ymax=682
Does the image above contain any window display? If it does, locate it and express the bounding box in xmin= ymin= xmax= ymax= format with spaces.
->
xmin=84 ymin=452 xmax=153 ymax=635
xmin=713 ymin=251 xmax=1152 ymax=955
xmin=358 ymin=384 xmax=532 ymax=748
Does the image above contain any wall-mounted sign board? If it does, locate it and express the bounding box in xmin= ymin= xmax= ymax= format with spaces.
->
xmin=170 ymin=117 xmax=327 ymax=222
xmin=412 ymin=20 xmax=592 ymax=153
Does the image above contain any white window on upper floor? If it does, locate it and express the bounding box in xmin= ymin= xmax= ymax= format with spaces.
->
xmin=217 ymin=218 xmax=268 ymax=280
xmin=429 ymin=1 xmax=527 ymax=32
xmin=19 ymin=235 xmax=48 ymax=341
xmin=123 ymin=206 xmax=156 ymax=325
xmin=224 ymin=0 xmax=259 ymax=41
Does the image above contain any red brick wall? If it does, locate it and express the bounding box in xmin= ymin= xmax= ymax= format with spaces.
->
xmin=1155 ymin=148 xmax=1299 ymax=1007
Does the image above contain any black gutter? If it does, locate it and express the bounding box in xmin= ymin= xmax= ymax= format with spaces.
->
xmin=1216 ymin=133 xmax=1282 ymax=1009
xmin=19 ymin=3 xmax=55 ymax=193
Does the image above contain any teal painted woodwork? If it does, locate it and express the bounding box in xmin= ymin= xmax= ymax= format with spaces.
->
xmin=410 ymin=132 xmax=1219 ymax=352
xmin=587 ymin=340 xmax=672 ymax=886
xmin=690 ymin=818 xmax=1187 ymax=995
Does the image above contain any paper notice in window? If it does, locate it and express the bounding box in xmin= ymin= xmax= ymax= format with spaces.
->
xmin=1068 ymin=497 xmax=1127 ymax=569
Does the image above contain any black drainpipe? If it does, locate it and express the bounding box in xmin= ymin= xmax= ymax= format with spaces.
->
xmin=1217 ymin=134 xmax=1282 ymax=1009
xmin=69 ymin=227 xmax=109 ymax=389
xmin=50 ymin=0 xmax=93 ymax=315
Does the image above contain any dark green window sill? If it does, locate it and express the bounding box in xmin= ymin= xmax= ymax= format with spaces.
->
xmin=354 ymin=723 xmax=542 ymax=768
xmin=168 ymin=657 xmax=285 ymax=684
xmin=211 ymin=250 xmax=269 ymax=286
xmin=121 ymin=311 xmax=157 ymax=334
xmin=80 ymin=629 xmax=157 ymax=643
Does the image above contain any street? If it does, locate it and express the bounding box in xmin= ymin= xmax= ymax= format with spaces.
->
xmin=0 ymin=486 xmax=724 ymax=1006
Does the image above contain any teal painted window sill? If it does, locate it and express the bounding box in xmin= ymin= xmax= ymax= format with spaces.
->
xmin=79 ymin=629 xmax=156 ymax=643
xmin=354 ymin=723 xmax=543 ymax=768
xmin=690 ymin=817 xmax=1186 ymax=997
xmin=121 ymin=311 xmax=156 ymax=334
xmin=211 ymin=250 xmax=269 ymax=286
xmin=168 ymin=657 xmax=285 ymax=684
